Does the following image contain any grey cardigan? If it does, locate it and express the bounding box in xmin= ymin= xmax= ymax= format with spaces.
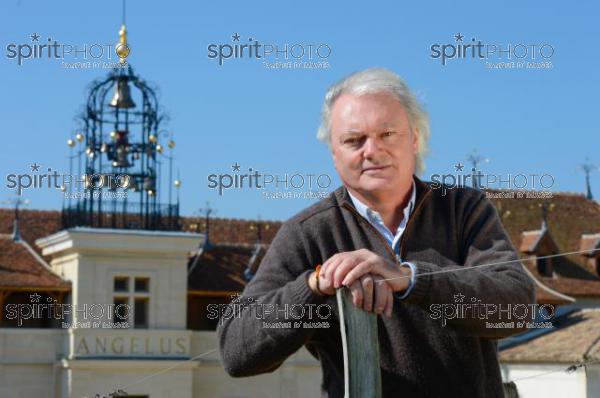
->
xmin=217 ymin=177 xmax=536 ymax=397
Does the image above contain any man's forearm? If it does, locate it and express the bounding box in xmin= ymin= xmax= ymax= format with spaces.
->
xmin=402 ymin=195 xmax=536 ymax=338
xmin=404 ymin=258 xmax=536 ymax=338
xmin=218 ymin=269 xmax=327 ymax=376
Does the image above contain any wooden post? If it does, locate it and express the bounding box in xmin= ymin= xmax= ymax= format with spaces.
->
xmin=336 ymin=287 xmax=382 ymax=398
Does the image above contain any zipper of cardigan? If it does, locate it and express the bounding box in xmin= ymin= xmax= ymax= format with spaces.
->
xmin=341 ymin=202 xmax=400 ymax=265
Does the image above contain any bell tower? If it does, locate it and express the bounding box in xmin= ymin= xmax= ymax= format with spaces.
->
xmin=35 ymin=14 xmax=202 ymax=398
xmin=62 ymin=22 xmax=180 ymax=231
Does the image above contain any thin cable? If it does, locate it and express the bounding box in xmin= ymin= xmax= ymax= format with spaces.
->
xmin=91 ymin=330 xmax=600 ymax=395
xmin=98 ymin=348 xmax=217 ymax=397
xmin=377 ymin=248 xmax=600 ymax=284
xmin=510 ymin=358 xmax=600 ymax=382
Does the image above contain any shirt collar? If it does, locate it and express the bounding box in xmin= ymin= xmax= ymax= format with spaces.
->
xmin=347 ymin=181 xmax=416 ymax=231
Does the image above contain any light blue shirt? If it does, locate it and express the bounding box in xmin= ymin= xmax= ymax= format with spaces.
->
xmin=348 ymin=182 xmax=417 ymax=300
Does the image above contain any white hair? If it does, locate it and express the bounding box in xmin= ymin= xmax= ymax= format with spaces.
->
xmin=317 ymin=67 xmax=430 ymax=176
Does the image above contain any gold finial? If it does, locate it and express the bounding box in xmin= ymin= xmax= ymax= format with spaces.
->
xmin=116 ymin=25 xmax=130 ymax=63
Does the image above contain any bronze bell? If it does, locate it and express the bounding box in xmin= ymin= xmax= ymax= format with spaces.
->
xmin=114 ymin=146 xmax=131 ymax=168
xmin=109 ymin=77 xmax=136 ymax=109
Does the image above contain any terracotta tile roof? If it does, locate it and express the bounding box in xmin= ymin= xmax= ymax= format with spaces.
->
xmin=187 ymin=243 xmax=267 ymax=293
xmin=0 ymin=209 xmax=281 ymax=249
xmin=538 ymin=276 xmax=600 ymax=298
xmin=490 ymin=192 xmax=600 ymax=263
xmin=180 ymin=217 xmax=281 ymax=245
xmin=0 ymin=208 xmax=278 ymax=293
xmin=490 ymin=193 xmax=600 ymax=297
xmin=0 ymin=235 xmax=70 ymax=290
xmin=0 ymin=210 xmax=63 ymax=258
xmin=533 ymin=284 xmax=573 ymax=305
xmin=499 ymin=309 xmax=600 ymax=363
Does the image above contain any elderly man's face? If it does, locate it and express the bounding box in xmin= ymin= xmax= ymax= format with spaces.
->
xmin=330 ymin=92 xmax=418 ymax=197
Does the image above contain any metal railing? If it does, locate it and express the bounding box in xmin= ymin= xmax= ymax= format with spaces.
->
xmin=62 ymin=202 xmax=180 ymax=231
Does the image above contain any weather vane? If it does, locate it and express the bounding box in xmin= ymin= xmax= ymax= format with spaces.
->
xmin=1 ymin=195 xmax=30 ymax=241
xmin=465 ymin=149 xmax=490 ymax=189
xmin=578 ymin=156 xmax=598 ymax=200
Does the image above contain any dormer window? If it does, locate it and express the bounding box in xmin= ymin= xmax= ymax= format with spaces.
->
xmin=520 ymin=226 xmax=559 ymax=278
xmin=537 ymin=257 xmax=553 ymax=277
xmin=580 ymin=233 xmax=600 ymax=278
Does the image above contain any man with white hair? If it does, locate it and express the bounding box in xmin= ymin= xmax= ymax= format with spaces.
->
xmin=218 ymin=67 xmax=535 ymax=397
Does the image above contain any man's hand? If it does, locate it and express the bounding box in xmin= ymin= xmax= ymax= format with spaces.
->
xmin=321 ymin=248 xmax=411 ymax=294
xmin=309 ymin=268 xmax=394 ymax=317
xmin=308 ymin=249 xmax=413 ymax=317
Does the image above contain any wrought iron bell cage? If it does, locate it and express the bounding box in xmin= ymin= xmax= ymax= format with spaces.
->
xmin=62 ymin=65 xmax=180 ymax=231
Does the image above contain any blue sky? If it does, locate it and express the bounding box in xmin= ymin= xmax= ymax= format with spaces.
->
xmin=1 ymin=1 xmax=598 ymax=220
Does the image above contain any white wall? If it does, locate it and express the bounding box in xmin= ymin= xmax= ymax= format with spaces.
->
xmin=63 ymin=359 xmax=195 ymax=398
xmin=501 ymin=363 xmax=588 ymax=398
xmin=586 ymin=365 xmax=600 ymax=397
xmin=0 ymin=329 xmax=323 ymax=398
xmin=190 ymin=331 xmax=322 ymax=398
xmin=0 ymin=329 xmax=65 ymax=398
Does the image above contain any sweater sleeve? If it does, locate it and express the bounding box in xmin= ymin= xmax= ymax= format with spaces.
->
xmin=217 ymin=221 xmax=328 ymax=377
xmin=403 ymin=192 xmax=537 ymax=338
